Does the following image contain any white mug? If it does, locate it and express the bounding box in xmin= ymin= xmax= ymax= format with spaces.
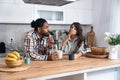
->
xmin=56 ymin=50 xmax=63 ymax=59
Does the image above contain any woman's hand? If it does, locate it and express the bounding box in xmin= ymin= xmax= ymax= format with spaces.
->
xmin=62 ymin=26 xmax=76 ymax=46
xmin=68 ymin=27 xmax=76 ymax=36
xmin=74 ymin=52 xmax=82 ymax=59
xmin=61 ymin=28 xmax=74 ymax=46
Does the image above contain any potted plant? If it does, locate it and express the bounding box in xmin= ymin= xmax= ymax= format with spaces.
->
xmin=104 ymin=32 xmax=120 ymax=59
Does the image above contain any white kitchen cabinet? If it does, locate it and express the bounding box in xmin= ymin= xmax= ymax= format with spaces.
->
xmin=28 ymin=74 xmax=84 ymax=80
xmin=64 ymin=9 xmax=92 ymax=24
xmin=0 ymin=0 xmax=28 ymax=5
xmin=48 ymin=74 xmax=84 ymax=80
xmin=33 ymin=0 xmax=92 ymax=24
xmin=0 ymin=0 xmax=14 ymax=4
xmin=63 ymin=0 xmax=93 ymax=24
xmin=37 ymin=10 xmax=64 ymax=24
xmin=0 ymin=0 xmax=92 ymax=24
xmin=0 ymin=4 xmax=33 ymax=23
xmin=0 ymin=1 xmax=65 ymax=24
xmin=64 ymin=9 xmax=78 ymax=24
xmin=52 ymin=68 xmax=118 ymax=80
xmin=87 ymin=68 xmax=118 ymax=80
xmin=14 ymin=0 xmax=26 ymax=5
xmin=28 ymin=68 xmax=119 ymax=80
xmin=33 ymin=5 xmax=65 ymax=24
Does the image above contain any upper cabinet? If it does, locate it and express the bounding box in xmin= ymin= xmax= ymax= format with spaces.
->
xmin=33 ymin=5 xmax=65 ymax=24
xmin=0 ymin=3 xmax=33 ymax=23
xmin=33 ymin=0 xmax=93 ymax=24
xmin=38 ymin=10 xmax=64 ymax=22
xmin=64 ymin=9 xmax=92 ymax=24
xmin=63 ymin=0 xmax=92 ymax=24
xmin=0 ymin=0 xmax=14 ymax=4
xmin=0 ymin=0 xmax=34 ymax=23
xmin=0 ymin=0 xmax=92 ymax=24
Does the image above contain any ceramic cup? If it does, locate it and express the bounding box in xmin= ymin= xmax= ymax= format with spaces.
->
xmin=24 ymin=57 xmax=30 ymax=64
xmin=69 ymin=54 xmax=74 ymax=60
xmin=56 ymin=50 xmax=63 ymax=59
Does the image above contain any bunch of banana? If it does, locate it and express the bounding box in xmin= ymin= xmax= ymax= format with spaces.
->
xmin=5 ymin=51 xmax=20 ymax=61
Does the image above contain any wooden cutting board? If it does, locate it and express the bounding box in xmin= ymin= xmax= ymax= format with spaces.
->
xmin=0 ymin=63 xmax=30 ymax=72
xmin=85 ymin=52 xmax=108 ymax=59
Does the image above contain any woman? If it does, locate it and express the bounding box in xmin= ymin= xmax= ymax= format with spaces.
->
xmin=62 ymin=22 xmax=85 ymax=59
xmin=24 ymin=18 xmax=54 ymax=61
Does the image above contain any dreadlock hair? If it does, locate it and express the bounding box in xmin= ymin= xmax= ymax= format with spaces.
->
xmin=31 ymin=18 xmax=47 ymax=31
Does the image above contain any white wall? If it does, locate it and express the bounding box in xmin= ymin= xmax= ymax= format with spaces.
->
xmin=92 ymin=0 xmax=112 ymax=47
xmin=0 ymin=24 xmax=69 ymax=51
xmin=0 ymin=23 xmax=90 ymax=52
xmin=92 ymin=0 xmax=120 ymax=58
xmin=109 ymin=0 xmax=120 ymax=34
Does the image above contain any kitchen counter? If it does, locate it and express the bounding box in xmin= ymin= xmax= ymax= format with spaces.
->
xmin=0 ymin=56 xmax=120 ymax=80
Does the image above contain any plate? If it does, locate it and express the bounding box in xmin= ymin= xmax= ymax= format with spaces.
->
xmin=0 ymin=64 xmax=30 ymax=72
xmin=85 ymin=52 xmax=108 ymax=59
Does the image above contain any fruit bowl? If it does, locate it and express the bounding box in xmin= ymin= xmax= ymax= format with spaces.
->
xmin=5 ymin=58 xmax=23 ymax=68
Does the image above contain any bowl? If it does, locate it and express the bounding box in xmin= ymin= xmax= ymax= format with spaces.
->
xmin=5 ymin=58 xmax=23 ymax=68
xmin=91 ymin=47 xmax=107 ymax=55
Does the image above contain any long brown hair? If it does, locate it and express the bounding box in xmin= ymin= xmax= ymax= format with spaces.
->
xmin=71 ymin=22 xmax=84 ymax=53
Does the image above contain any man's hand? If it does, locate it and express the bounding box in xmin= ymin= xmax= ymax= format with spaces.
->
xmin=48 ymin=36 xmax=54 ymax=48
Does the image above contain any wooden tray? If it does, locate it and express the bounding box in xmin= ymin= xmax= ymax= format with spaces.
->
xmin=0 ymin=63 xmax=30 ymax=72
xmin=85 ymin=52 xmax=108 ymax=59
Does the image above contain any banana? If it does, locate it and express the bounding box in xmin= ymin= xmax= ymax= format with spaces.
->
xmin=12 ymin=51 xmax=20 ymax=59
xmin=5 ymin=57 xmax=17 ymax=61
xmin=7 ymin=53 xmax=18 ymax=59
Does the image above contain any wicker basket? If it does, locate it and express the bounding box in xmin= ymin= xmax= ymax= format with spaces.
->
xmin=91 ymin=47 xmax=107 ymax=55
xmin=5 ymin=58 xmax=23 ymax=68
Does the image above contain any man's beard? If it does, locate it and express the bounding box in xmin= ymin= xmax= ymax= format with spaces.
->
xmin=42 ymin=32 xmax=49 ymax=37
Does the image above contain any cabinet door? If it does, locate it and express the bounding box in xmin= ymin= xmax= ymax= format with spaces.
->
xmin=34 ymin=5 xmax=64 ymax=24
xmin=0 ymin=0 xmax=14 ymax=4
xmin=63 ymin=0 xmax=92 ymax=24
xmin=38 ymin=10 xmax=64 ymax=24
xmin=64 ymin=8 xmax=92 ymax=24
xmin=87 ymin=68 xmax=117 ymax=80
xmin=64 ymin=9 xmax=78 ymax=24
xmin=0 ymin=4 xmax=33 ymax=23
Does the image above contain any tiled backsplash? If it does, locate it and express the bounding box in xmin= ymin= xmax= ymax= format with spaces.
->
xmin=0 ymin=23 xmax=91 ymax=52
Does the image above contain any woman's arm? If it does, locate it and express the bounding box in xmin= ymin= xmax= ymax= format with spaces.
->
xmin=62 ymin=28 xmax=75 ymax=46
xmin=62 ymin=35 xmax=70 ymax=46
